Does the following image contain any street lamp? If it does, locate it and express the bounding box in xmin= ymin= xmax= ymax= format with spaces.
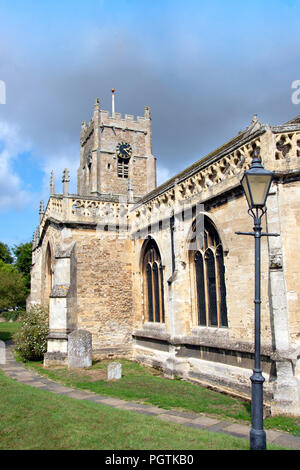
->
xmin=241 ymin=149 xmax=273 ymax=211
xmin=236 ymin=147 xmax=278 ymax=450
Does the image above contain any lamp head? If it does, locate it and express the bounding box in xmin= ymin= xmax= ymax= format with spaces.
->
xmin=241 ymin=148 xmax=274 ymax=209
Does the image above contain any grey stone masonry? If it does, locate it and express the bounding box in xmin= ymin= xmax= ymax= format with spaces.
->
xmin=68 ymin=329 xmax=92 ymax=368
xmin=107 ymin=362 xmax=122 ymax=380
xmin=0 ymin=340 xmax=5 ymax=364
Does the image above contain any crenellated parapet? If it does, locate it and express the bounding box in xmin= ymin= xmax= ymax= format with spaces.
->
xmin=99 ymin=106 xmax=151 ymax=132
xmin=80 ymin=103 xmax=151 ymax=146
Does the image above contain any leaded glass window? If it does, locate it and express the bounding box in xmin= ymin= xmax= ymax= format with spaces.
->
xmin=192 ymin=217 xmax=228 ymax=328
xmin=143 ymin=239 xmax=165 ymax=323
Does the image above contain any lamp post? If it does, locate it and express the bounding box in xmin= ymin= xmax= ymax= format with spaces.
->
xmin=236 ymin=148 xmax=278 ymax=450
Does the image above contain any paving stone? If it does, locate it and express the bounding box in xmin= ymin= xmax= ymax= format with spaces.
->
xmin=124 ymin=403 xmax=163 ymax=414
xmin=273 ymin=434 xmax=300 ymax=450
xmin=131 ymin=409 xmax=161 ymax=416
xmin=29 ymin=383 xmax=53 ymax=389
xmin=114 ymin=403 xmax=141 ymax=411
xmin=99 ymin=398 xmax=128 ymax=406
xmin=207 ymin=421 xmax=232 ymax=433
xmin=17 ymin=374 xmax=38 ymax=380
xmin=265 ymin=429 xmax=286 ymax=442
xmin=191 ymin=416 xmax=221 ymax=427
xmin=43 ymin=385 xmax=71 ymax=393
xmin=140 ymin=406 xmax=164 ymax=414
xmin=118 ymin=401 xmax=146 ymax=409
xmin=157 ymin=413 xmax=191 ymax=424
xmin=83 ymin=395 xmax=109 ymax=403
xmin=222 ymin=423 xmax=250 ymax=437
xmin=184 ymin=421 xmax=208 ymax=430
xmin=19 ymin=379 xmax=42 ymax=385
xmin=163 ymin=410 xmax=200 ymax=420
xmin=59 ymin=391 xmax=90 ymax=399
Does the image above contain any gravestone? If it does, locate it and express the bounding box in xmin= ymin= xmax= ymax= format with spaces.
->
xmin=68 ymin=329 xmax=92 ymax=368
xmin=0 ymin=340 xmax=6 ymax=365
xmin=107 ymin=362 xmax=122 ymax=380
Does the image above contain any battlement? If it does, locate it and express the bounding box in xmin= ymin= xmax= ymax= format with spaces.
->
xmin=99 ymin=108 xmax=150 ymax=122
xmin=80 ymin=103 xmax=151 ymax=144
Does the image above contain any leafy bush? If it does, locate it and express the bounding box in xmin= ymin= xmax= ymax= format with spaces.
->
xmin=1 ymin=309 xmax=23 ymax=321
xmin=14 ymin=304 xmax=49 ymax=361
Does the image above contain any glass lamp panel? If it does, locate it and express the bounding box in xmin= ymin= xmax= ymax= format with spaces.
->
xmin=241 ymin=174 xmax=252 ymax=208
xmin=247 ymin=174 xmax=272 ymax=207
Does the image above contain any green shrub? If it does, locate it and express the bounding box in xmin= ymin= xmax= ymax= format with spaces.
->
xmin=13 ymin=304 xmax=49 ymax=361
xmin=1 ymin=309 xmax=23 ymax=322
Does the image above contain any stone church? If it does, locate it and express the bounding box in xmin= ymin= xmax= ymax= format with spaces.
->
xmin=28 ymin=94 xmax=300 ymax=416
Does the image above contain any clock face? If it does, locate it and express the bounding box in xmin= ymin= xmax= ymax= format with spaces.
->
xmin=116 ymin=141 xmax=132 ymax=160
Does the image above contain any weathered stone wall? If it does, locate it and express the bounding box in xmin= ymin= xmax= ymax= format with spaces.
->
xmin=72 ymin=227 xmax=134 ymax=353
xmin=277 ymin=181 xmax=300 ymax=344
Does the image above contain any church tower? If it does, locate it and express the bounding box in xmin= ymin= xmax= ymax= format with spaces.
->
xmin=77 ymin=91 xmax=157 ymax=201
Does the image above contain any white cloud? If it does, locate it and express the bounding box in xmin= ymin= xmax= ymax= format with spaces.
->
xmin=156 ymin=163 xmax=174 ymax=187
xmin=41 ymin=143 xmax=79 ymax=200
xmin=0 ymin=121 xmax=33 ymax=211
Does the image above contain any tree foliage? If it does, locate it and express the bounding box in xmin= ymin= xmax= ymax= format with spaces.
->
xmin=0 ymin=241 xmax=32 ymax=314
xmin=0 ymin=242 xmax=13 ymax=264
xmin=0 ymin=261 xmax=28 ymax=311
xmin=13 ymin=242 xmax=32 ymax=289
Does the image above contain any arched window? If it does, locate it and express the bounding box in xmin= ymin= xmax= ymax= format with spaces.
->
xmin=191 ymin=217 xmax=228 ymax=328
xmin=143 ymin=239 xmax=165 ymax=323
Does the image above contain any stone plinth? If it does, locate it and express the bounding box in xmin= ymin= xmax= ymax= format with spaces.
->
xmin=68 ymin=329 xmax=92 ymax=368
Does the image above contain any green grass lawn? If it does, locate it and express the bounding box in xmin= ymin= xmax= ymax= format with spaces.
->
xmin=0 ymin=369 xmax=263 ymax=450
xmin=2 ymin=321 xmax=299 ymax=444
xmin=0 ymin=321 xmax=21 ymax=342
xmin=24 ymin=357 xmax=300 ymax=437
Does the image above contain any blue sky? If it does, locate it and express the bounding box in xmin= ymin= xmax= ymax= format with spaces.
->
xmin=0 ymin=0 xmax=300 ymax=247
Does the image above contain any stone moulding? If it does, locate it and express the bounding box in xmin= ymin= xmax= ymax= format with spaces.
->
xmin=132 ymin=328 xmax=274 ymax=358
xmin=46 ymin=332 xmax=68 ymax=340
